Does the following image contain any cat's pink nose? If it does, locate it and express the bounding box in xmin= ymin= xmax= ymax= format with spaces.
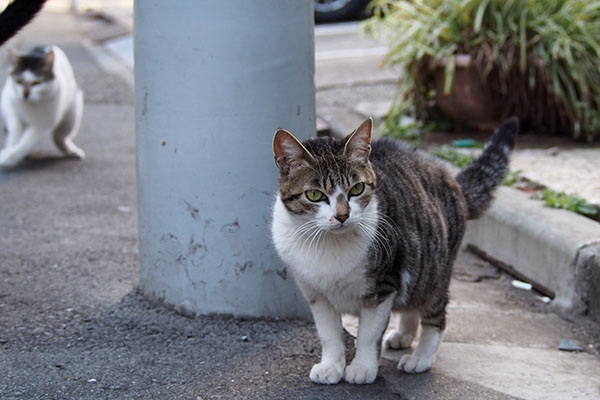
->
xmin=334 ymin=214 xmax=349 ymax=224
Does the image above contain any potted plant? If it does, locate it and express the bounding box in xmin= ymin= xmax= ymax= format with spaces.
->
xmin=364 ymin=0 xmax=600 ymax=141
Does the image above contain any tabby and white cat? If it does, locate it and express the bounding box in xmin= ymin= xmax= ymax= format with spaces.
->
xmin=271 ymin=117 xmax=518 ymax=384
xmin=0 ymin=45 xmax=84 ymax=167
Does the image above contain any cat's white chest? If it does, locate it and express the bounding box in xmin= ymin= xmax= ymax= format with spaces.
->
xmin=272 ymin=196 xmax=375 ymax=314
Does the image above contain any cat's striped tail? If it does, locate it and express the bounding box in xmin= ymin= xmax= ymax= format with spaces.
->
xmin=456 ymin=116 xmax=519 ymax=220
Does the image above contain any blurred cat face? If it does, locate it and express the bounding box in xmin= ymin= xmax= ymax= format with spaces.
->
xmin=11 ymin=69 xmax=54 ymax=102
xmin=9 ymin=47 xmax=55 ymax=102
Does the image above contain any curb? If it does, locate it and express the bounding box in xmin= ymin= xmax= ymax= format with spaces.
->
xmin=464 ymin=186 xmax=600 ymax=322
xmin=325 ymin=123 xmax=600 ymax=322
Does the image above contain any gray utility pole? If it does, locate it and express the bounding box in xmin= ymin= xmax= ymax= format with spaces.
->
xmin=134 ymin=1 xmax=314 ymax=319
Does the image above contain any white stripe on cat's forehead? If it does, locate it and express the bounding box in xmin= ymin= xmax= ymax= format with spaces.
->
xmin=333 ymin=185 xmax=346 ymax=198
xmin=21 ymin=70 xmax=38 ymax=81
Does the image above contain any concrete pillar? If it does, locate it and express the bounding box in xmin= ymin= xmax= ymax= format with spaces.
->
xmin=134 ymin=1 xmax=314 ymax=319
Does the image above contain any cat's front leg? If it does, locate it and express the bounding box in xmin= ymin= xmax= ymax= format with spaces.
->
xmin=345 ymin=293 xmax=396 ymax=384
xmin=0 ymin=127 xmax=41 ymax=167
xmin=308 ymin=297 xmax=346 ymax=384
xmin=2 ymin=111 xmax=24 ymax=148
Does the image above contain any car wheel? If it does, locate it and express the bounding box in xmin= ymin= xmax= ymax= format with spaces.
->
xmin=314 ymin=0 xmax=369 ymax=22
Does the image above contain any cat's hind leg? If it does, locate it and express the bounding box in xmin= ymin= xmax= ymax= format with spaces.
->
xmin=397 ymin=298 xmax=447 ymax=374
xmin=383 ymin=310 xmax=420 ymax=350
xmin=53 ymin=89 xmax=85 ymax=159
xmin=398 ymin=325 xmax=444 ymax=374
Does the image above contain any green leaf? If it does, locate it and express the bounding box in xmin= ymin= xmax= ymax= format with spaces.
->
xmin=443 ymin=55 xmax=456 ymax=95
xmin=577 ymin=204 xmax=598 ymax=216
xmin=519 ymin=7 xmax=527 ymax=73
xmin=474 ymin=0 xmax=491 ymax=33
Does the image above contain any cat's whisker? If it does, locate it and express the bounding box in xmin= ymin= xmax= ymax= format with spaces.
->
xmin=291 ymin=219 xmax=318 ymax=237
xmin=358 ymin=219 xmax=393 ymax=262
xmin=356 ymin=223 xmax=375 ymax=247
xmin=291 ymin=224 xmax=316 ymax=241
xmin=289 ymin=220 xmax=322 ymax=251
xmin=300 ymin=223 xmax=323 ymax=251
xmin=292 ymin=222 xmax=320 ymax=249
xmin=307 ymin=226 xmax=326 ymax=253
xmin=361 ymin=214 xmax=398 ymax=249
xmin=361 ymin=228 xmax=384 ymax=260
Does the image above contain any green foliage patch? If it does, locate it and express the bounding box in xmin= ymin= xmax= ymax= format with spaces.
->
xmin=430 ymin=145 xmax=476 ymax=168
xmin=365 ymin=0 xmax=600 ymax=141
xmin=535 ymin=189 xmax=599 ymax=217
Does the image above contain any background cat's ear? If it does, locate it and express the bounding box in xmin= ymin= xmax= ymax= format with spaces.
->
xmin=43 ymin=48 xmax=55 ymax=70
xmin=7 ymin=49 xmax=19 ymax=65
xmin=344 ymin=118 xmax=372 ymax=163
xmin=273 ymin=129 xmax=314 ymax=175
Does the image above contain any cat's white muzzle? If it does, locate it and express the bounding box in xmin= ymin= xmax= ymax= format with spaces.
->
xmin=326 ymin=219 xmax=357 ymax=234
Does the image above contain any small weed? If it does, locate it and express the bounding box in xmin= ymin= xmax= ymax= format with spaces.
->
xmin=381 ymin=113 xmax=421 ymax=142
xmin=382 ymin=113 xmax=453 ymax=146
xmin=385 ymin=124 xmax=421 ymax=142
xmin=424 ymin=118 xmax=454 ymax=134
xmin=535 ymin=189 xmax=598 ymax=218
xmin=503 ymin=169 xmax=523 ymax=186
xmin=430 ymin=145 xmax=475 ymax=168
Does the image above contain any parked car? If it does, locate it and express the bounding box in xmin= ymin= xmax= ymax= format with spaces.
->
xmin=314 ymin=0 xmax=371 ymax=22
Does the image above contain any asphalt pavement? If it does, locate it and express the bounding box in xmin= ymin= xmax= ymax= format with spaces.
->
xmin=0 ymin=4 xmax=599 ymax=400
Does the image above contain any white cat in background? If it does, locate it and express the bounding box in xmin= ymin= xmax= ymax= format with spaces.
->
xmin=0 ymin=45 xmax=84 ymax=167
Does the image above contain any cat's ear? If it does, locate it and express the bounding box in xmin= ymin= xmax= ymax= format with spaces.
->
xmin=273 ymin=129 xmax=314 ymax=175
xmin=7 ymin=49 xmax=19 ymax=66
xmin=344 ymin=118 xmax=372 ymax=163
xmin=42 ymin=49 xmax=55 ymax=70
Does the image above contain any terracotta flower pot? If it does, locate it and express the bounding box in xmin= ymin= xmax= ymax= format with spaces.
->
xmin=433 ymin=55 xmax=500 ymax=131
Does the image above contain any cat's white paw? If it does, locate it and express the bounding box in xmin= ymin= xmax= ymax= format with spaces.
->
xmin=397 ymin=353 xmax=435 ymax=374
xmin=344 ymin=361 xmax=378 ymax=384
xmin=0 ymin=150 xmax=20 ymax=167
xmin=66 ymin=147 xmax=86 ymax=160
xmin=309 ymin=362 xmax=345 ymax=384
xmin=384 ymin=329 xmax=415 ymax=350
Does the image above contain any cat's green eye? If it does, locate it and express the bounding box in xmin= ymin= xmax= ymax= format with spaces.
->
xmin=349 ymin=182 xmax=365 ymax=197
xmin=15 ymin=78 xmax=23 ymax=84
xmin=31 ymin=81 xmax=41 ymax=86
xmin=305 ymin=189 xmax=324 ymax=202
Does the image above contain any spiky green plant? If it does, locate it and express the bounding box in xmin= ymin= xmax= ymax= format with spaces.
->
xmin=364 ymin=0 xmax=600 ymax=141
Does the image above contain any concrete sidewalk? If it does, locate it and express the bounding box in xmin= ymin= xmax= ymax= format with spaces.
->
xmin=0 ymin=5 xmax=599 ymax=400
